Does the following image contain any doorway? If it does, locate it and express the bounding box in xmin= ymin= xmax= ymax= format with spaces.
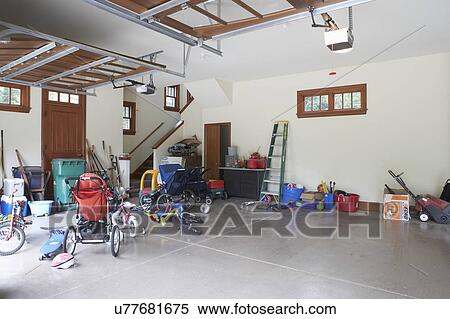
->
xmin=204 ymin=122 xmax=231 ymax=180
xmin=41 ymin=89 xmax=86 ymax=197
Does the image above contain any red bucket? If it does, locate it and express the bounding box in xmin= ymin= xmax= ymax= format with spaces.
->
xmin=336 ymin=193 xmax=360 ymax=212
xmin=247 ymin=159 xmax=259 ymax=169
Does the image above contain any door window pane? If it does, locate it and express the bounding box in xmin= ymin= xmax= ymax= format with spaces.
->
xmin=60 ymin=93 xmax=69 ymax=103
xmin=70 ymin=94 xmax=79 ymax=104
xmin=304 ymin=96 xmax=312 ymax=111
xmin=352 ymin=92 xmax=361 ymax=109
xmin=343 ymin=93 xmax=352 ymax=109
xmin=0 ymin=87 xmax=10 ymax=104
xmin=48 ymin=91 xmax=58 ymax=102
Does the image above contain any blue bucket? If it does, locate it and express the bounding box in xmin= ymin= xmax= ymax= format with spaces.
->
xmin=281 ymin=183 xmax=304 ymax=204
xmin=324 ymin=193 xmax=335 ymax=210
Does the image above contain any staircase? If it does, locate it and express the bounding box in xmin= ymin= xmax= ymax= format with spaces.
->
xmin=131 ymin=153 xmax=153 ymax=179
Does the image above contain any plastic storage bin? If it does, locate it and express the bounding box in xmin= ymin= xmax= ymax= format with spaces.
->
xmin=336 ymin=193 xmax=360 ymax=212
xmin=3 ymin=178 xmax=24 ymax=196
xmin=51 ymin=159 xmax=86 ymax=205
xmin=1 ymin=195 xmax=29 ymax=217
xmin=12 ymin=166 xmax=46 ymax=191
xmin=281 ymin=183 xmax=304 ymax=204
xmin=208 ymin=180 xmax=225 ymax=189
xmin=28 ymin=200 xmax=54 ymax=217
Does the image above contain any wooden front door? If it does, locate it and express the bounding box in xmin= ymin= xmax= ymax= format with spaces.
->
xmin=42 ymin=89 xmax=86 ymax=195
xmin=204 ymin=123 xmax=231 ymax=180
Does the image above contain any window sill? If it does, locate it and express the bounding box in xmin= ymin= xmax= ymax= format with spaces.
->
xmin=0 ymin=105 xmax=31 ymax=113
xmin=297 ymin=109 xmax=367 ymax=118
xmin=164 ymin=108 xmax=180 ymax=113
xmin=123 ymin=130 xmax=136 ymax=136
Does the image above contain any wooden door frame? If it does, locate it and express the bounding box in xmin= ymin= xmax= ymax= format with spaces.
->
xmin=204 ymin=122 xmax=231 ymax=178
xmin=41 ymin=88 xmax=87 ymax=170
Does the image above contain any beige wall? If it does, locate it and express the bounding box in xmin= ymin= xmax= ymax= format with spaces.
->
xmin=123 ymin=88 xmax=180 ymax=172
xmin=189 ymin=52 xmax=450 ymax=202
xmin=0 ymin=86 xmax=123 ymax=180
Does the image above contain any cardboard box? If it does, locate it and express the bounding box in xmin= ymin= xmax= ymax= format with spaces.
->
xmin=383 ymin=194 xmax=410 ymax=221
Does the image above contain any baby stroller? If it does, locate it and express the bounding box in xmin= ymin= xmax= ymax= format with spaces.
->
xmin=62 ymin=173 xmax=121 ymax=257
xmin=157 ymin=164 xmax=211 ymax=214
xmin=186 ymin=167 xmax=213 ymax=207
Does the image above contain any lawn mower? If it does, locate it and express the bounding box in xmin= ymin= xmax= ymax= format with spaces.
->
xmin=388 ymin=170 xmax=450 ymax=224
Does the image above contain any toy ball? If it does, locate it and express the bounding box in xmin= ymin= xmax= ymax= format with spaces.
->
xmin=51 ymin=253 xmax=75 ymax=269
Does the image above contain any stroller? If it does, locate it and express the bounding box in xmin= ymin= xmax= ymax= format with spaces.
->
xmin=186 ymin=167 xmax=213 ymax=207
xmin=157 ymin=164 xmax=210 ymax=214
xmin=62 ymin=173 xmax=121 ymax=257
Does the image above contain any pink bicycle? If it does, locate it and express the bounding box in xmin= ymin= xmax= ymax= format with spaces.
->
xmin=0 ymin=192 xmax=27 ymax=256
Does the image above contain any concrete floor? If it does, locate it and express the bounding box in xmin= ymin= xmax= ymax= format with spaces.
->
xmin=0 ymin=198 xmax=449 ymax=299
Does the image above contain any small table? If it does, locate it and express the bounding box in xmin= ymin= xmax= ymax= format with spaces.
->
xmin=219 ymin=167 xmax=265 ymax=200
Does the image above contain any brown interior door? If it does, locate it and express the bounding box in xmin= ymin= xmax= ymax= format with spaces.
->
xmin=204 ymin=123 xmax=231 ymax=180
xmin=42 ymin=89 xmax=86 ymax=198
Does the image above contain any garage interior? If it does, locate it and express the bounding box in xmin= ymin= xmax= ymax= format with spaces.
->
xmin=0 ymin=0 xmax=449 ymax=299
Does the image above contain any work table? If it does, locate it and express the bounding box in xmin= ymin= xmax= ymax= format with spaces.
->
xmin=219 ymin=167 xmax=265 ymax=172
xmin=219 ymin=167 xmax=265 ymax=200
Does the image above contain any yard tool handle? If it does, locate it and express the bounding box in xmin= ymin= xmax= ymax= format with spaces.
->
xmin=388 ymin=170 xmax=419 ymax=201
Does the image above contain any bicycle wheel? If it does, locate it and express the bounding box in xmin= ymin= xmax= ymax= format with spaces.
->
xmin=110 ymin=225 xmax=121 ymax=257
xmin=0 ymin=223 xmax=26 ymax=256
xmin=182 ymin=190 xmax=195 ymax=212
xmin=128 ymin=216 xmax=138 ymax=238
xmin=156 ymin=194 xmax=171 ymax=211
xmin=63 ymin=226 xmax=77 ymax=255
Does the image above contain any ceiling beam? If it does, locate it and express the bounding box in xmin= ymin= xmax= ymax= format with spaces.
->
xmin=0 ymin=20 xmax=166 ymax=71
xmin=154 ymin=0 xmax=208 ymax=18
xmin=139 ymin=0 xmax=188 ymax=20
xmin=35 ymin=56 xmax=114 ymax=85
xmin=207 ymin=0 xmax=373 ymax=40
xmin=3 ymin=47 xmax=78 ymax=79
xmin=190 ymin=5 xmax=228 ymax=25
xmin=0 ymin=77 xmax=96 ymax=96
xmin=231 ymin=0 xmax=263 ymax=18
xmin=285 ymin=0 xmax=309 ymax=9
xmin=80 ymin=0 xmax=222 ymax=56
xmin=0 ymin=42 xmax=56 ymax=73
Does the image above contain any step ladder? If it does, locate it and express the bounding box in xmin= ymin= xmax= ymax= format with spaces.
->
xmin=260 ymin=121 xmax=288 ymax=203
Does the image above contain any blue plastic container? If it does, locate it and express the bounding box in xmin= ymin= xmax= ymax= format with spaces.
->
xmin=281 ymin=183 xmax=304 ymax=204
xmin=324 ymin=193 xmax=335 ymax=210
xmin=1 ymin=195 xmax=29 ymax=217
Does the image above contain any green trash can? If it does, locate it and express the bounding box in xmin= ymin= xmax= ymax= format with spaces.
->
xmin=51 ymin=159 xmax=86 ymax=205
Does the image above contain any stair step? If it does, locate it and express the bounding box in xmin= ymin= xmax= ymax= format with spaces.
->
xmin=261 ymin=191 xmax=280 ymax=196
xmin=263 ymin=180 xmax=280 ymax=184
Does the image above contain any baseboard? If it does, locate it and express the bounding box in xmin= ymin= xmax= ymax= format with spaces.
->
xmin=358 ymin=201 xmax=382 ymax=212
xmin=358 ymin=201 xmax=415 ymax=212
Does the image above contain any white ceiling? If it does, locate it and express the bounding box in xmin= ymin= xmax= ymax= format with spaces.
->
xmin=1 ymin=0 xmax=449 ymax=88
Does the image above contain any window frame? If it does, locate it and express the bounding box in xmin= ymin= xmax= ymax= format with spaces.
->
xmin=297 ymin=84 xmax=367 ymax=118
xmin=164 ymin=85 xmax=180 ymax=112
xmin=122 ymin=101 xmax=136 ymax=135
xmin=0 ymin=82 xmax=31 ymax=113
